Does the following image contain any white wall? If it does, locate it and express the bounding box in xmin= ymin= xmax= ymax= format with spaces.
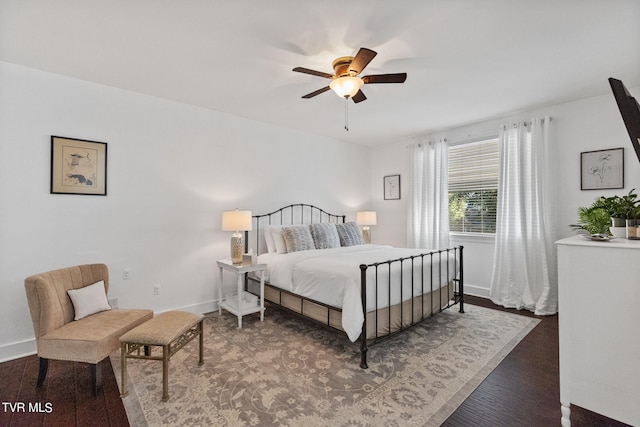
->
xmin=2 ymin=59 xmax=637 ymax=360
xmin=0 ymin=62 xmax=371 ymax=361
xmin=371 ymin=86 xmax=640 ymax=297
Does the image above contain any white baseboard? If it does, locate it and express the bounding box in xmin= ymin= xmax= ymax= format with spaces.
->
xmin=0 ymin=299 xmax=219 ymax=363
xmin=0 ymin=338 xmax=36 ymax=363
xmin=462 ymin=283 xmax=490 ymax=298
xmin=155 ymin=300 xmax=217 ymax=316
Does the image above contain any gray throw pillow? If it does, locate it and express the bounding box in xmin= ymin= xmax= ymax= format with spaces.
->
xmin=282 ymin=225 xmax=315 ymax=252
xmin=309 ymin=223 xmax=341 ymax=249
xmin=336 ymin=222 xmax=365 ymax=246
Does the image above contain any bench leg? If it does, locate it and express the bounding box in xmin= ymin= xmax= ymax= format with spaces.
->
xmin=120 ymin=343 xmax=128 ymax=398
xmin=198 ymin=320 xmax=204 ymax=366
xmin=162 ymin=345 xmax=169 ymax=402
xmin=37 ymin=357 xmax=49 ymax=387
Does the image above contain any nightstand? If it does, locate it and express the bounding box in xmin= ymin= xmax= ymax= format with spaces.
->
xmin=216 ymin=259 xmax=266 ymax=328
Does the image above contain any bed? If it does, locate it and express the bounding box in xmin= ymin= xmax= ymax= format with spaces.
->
xmin=244 ymin=204 xmax=464 ymax=368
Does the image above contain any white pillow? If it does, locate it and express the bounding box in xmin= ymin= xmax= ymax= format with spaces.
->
xmin=67 ymin=280 xmax=112 ymax=320
xmin=271 ymin=226 xmax=288 ymax=254
xmin=263 ymin=225 xmax=276 ymax=253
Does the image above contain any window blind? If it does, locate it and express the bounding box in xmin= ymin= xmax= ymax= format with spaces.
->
xmin=449 ymin=139 xmax=499 ymax=191
xmin=448 ymin=138 xmax=499 ymax=233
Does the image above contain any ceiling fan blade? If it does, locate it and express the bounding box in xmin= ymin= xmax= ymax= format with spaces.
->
xmin=301 ymin=86 xmax=331 ymax=99
xmin=292 ymin=67 xmax=334 ymax=79
xmin=351 ymin=90 xmax=367 ymax=103
xmin=349 ymin=48 xmax=377 ymax=75
xmin=362 ymin=73 xmax=407 ymax=84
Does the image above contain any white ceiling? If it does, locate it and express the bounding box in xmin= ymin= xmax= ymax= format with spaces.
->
xmin=1 ymin=0 xmax=639 ymax=146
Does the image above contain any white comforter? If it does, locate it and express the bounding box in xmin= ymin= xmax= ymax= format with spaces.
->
xmin=258 ymin=245 xmax=459 ymax=342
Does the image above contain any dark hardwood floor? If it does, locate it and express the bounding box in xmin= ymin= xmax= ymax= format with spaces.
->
xmin=0 ymin=296 xmax=630 ymax=426
xmin=443 ymin=296 xmax=630 ymax=427
xmin=0 ymin=353 xmax=128 ymax=427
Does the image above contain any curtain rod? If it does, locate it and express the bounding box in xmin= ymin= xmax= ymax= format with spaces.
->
xmin=407 ymin=138 xmax=448 ymax=148
xmin=504 ymin=117 xmax=553 ymax=129
xmin=407 ymin=116 xmax=553 ymax=147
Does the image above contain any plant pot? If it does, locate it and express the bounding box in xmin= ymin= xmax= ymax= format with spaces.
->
xmin=611 ymin=217 xmax=626 ymax=227
xmin=610 ymin=226 xmax=627 ymax=238
xmin=626 ymin=219 xmax=640 ymax=240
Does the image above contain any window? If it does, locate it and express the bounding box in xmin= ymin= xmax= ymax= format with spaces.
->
xmin=448 ymin=138 xmax=499 ymax=234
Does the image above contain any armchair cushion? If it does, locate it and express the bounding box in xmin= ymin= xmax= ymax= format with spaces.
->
xmin=40 ymin=308 xmax=153 ymax=364
xmin=67 ymin=280 xmax=112 ymax=320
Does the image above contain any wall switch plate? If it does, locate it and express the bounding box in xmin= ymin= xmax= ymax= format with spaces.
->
xmin=122 ymin=269 xmax=132 ymax=280
xmin=153 ymin=285 xmax=160 ymax=295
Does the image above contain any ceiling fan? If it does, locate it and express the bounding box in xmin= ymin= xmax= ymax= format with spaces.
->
xmin=292 ymin=47 xmax=407 ymax=104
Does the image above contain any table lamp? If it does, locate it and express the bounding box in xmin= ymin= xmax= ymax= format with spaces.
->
xmin=221 ymin=210 xmax=252 ymax=264
xmin=356 ymin=211 xmax=377 ymax=244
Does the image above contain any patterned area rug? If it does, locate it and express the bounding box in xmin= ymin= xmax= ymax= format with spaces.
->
xmin=111 ymin=304 xmax=539 ymax=426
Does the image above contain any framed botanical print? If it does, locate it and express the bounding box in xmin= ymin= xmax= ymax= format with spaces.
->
xmin=580 ymin=147 xmax=624 ymax=190
xmin=50 ymin=136 xmax=107 ymax=195
xmin=384 ymin=174 xmax=400 ymax=200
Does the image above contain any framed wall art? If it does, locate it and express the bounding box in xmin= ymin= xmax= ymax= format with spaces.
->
xmin=384 ymin=174 xmax=401 ymax=200
xmin=50 ymin=136 xmax=107 ymax=195
xmin=580 ymin=147 xmax=624 ymax=190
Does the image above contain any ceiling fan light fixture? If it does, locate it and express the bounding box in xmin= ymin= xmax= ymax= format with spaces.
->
xmin=329 ymin=76 xmax=364 ymax=98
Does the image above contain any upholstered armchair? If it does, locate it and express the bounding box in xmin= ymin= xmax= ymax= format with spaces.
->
xmin=24 ymin=263 xmax=153 ymax=394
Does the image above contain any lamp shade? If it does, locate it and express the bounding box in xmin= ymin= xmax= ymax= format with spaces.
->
xmin=221 ymin=210 xmax=253 ymax=232
xmin=356 ymin=211 xmax=377 ymax=226
xmin=329 ymin=76 xmax=364 ymax=98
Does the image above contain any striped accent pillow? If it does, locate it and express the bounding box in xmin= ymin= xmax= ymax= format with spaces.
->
xmin=309 ymin=223 xmax=340 ymax=249
xmin=336 ymin=222 xmax=365 ymax=246
xmin=282 ymin=225 xmax=315 ymax=252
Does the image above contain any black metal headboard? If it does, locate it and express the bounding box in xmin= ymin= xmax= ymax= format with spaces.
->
xmin=244 ymin=203 xmax=346 ymax=254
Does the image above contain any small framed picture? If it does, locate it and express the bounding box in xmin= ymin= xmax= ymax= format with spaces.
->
xmin=51 ymin=136 xmax=107 ymax=195
xmin=384 ymin=174 xmax=401 ymax=200
xmin=580 ymin=147 xmax=624 ymax=190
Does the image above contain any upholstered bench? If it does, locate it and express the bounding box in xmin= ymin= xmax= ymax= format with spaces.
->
xmin=119 ymin=311 xmax=204 ymax=401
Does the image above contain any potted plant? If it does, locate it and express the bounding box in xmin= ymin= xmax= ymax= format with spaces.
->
xmin=590 ymin=189 xmax=639 ymax=237
xmin=626 ymin=205 xmax=640 ymax=240
xmin=570 ymin=205 xmax=612 ymax=236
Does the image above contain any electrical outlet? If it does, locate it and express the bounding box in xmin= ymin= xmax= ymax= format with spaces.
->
xmin=153 ymin=285 xmax=160 ymax=295
xmin=122 ymin=269 xmax=132 ymax=280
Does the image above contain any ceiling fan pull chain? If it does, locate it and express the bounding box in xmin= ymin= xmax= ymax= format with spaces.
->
xmin=344 ymin=96 xmax=349 ymax=131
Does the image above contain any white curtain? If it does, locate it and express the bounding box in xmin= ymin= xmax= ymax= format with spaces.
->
xmin=490 ymin=117 xmax=557 ymax=315
xmin=407 ymin=139 xmax=449 ymax=249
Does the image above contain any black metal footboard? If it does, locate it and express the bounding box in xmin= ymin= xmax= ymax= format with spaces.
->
xmin=358 ymin=246 xmax=464 ymax=369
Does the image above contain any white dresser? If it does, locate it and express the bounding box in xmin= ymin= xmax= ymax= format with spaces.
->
xmin=556 ymin=235 xmax=640 ymax=426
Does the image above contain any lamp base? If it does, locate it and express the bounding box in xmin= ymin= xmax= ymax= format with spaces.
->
xmin=230 ymin=232 xmax=244 ymax=264
xmin=362 ymin=227 xmax=371 ymax=244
